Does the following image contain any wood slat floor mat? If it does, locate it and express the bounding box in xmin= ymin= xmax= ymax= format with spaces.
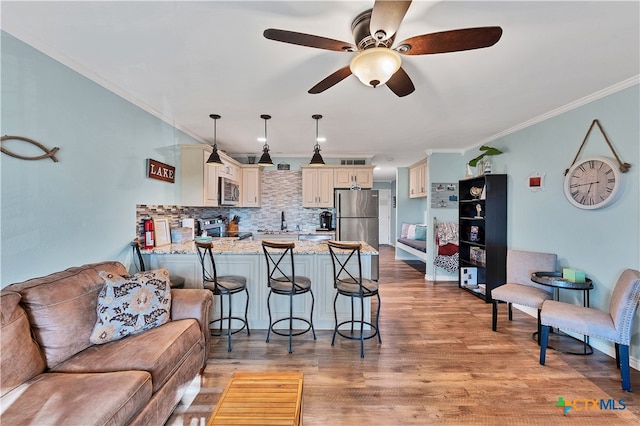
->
xmin=168 ymin=246 xmax=640 ymax=425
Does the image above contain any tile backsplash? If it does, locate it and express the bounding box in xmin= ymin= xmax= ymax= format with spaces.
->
xmin=136 ymin=170 xmax=333 ymax=238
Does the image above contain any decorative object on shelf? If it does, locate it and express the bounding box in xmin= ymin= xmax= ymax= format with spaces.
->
xmin=258 ymin=114 xmax=274 ymax=166
xmin=563 ymin=119 xmax=630 ymax=210
xmin=465 ymin=164 xmax=474 ymax=178
xmin=527 ymin=172 xmax=546 ymax=191
xmin=147 ymin=159 xmax=175 ymax=183
xmin=1 ymin=135 xmax=60 ymax=162
xmin=470 ymin=186 xmax=483 ymax=198
xmin=475 ymin=204 xmax=482 ymax=218
xmin=206 ymin=114 xmax=224 ymax=167
xmin=309 ymin=114 xmax=325 ymax=166
xmin=482 ymin=160 xmax=492 ymax=174
xmin=247 ymin=155 xmax=256 ymax=164
xmin=461 ymin=267 xmax=478 ymax=289
xmin=468 ymin=145 xmax=503 ymax=175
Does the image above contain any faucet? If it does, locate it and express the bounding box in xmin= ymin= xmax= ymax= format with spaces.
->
xmin=281 ymin=212 xmax=287 ymax=231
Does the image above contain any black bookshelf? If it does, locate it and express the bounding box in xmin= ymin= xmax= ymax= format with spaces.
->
xmin=458 ymin=174 xmax=507 ymax=302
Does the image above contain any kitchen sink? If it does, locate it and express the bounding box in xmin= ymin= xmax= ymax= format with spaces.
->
xmin=298 ymin=234 xmax=333 ymax=242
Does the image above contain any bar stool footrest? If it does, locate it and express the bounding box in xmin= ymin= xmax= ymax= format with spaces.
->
xmin=209 ymin=317 xmax=249 ymax=336
xmin=335 ymin=320 xmax=379 ymax=341
xmin=269 ymin=317 xmax=315 ymax=338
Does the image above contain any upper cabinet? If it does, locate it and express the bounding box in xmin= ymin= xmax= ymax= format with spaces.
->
xmin=218 ymin=158 xmax=240 ymax=181
xmin=180 ymin=145 xmax=245 ymax=207
xmin=301 ymin=167 xmax=334 ymax=208
xmin=241 ymin=165 xmax=262 ymax=207
xmin=180 ymin=145 xmax=219 ymax=206
xmin=409 ymin=159 xmax=427 ymax=198
xmin=333 ymin=166 xmax=374 ymax=189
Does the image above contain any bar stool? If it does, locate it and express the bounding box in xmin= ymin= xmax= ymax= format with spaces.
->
xmin=195 ymin=240 xmax=250 ymax=352
xmin=327 ymin=241 xmax=381 ymax=357
xmin=130 ymin=239 xmax=185 ymax=289
xmin=261 ymin=241 xmax=316 ymax=354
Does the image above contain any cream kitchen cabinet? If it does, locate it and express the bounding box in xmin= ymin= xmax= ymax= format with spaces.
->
xmin=241 ymin=165 xmax=262 ymax=207
xmin=409 ymin=159 xmax=427 ymax=198
xmin=333 ymin=166 xmax=374 ymax=189
xmin=218 ymin=158 xmax=240 ymax=181
xmin=180 ymin=145 xmax=219 ymax=206
xmin=301 ymin=167 xmax=334 ymax=208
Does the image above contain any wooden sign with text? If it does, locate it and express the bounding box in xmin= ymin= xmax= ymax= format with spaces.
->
xmin=147 ymin=159 xmax=175 ymax=183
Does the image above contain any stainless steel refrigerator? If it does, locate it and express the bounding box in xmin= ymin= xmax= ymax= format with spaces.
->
xmin=334 ymin=189 xmax=379 ymax=281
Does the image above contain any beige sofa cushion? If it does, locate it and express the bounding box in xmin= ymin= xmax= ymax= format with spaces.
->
xmin=52 ymin=319 xmax=202 ymax=393
xmin=0 ymin=291 xmax=46 ymax=397
xmin=1 ymin=371 xmax=152 ymax=426
xmin=6 ymin=261 xmax=128 ymax=368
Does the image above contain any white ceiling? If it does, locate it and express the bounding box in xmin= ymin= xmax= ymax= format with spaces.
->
xmin=2 ymin=1 xmax=639 ymax=181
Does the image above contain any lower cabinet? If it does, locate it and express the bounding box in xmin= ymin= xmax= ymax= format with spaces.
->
xmin=147 ymin=252 xmax=372 ymax=330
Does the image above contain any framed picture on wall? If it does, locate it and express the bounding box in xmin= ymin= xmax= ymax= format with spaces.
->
xmin=431 ymin=182 xmax=458 ymax=208
xmin=153 ymin=218 xmax=171 ymax=247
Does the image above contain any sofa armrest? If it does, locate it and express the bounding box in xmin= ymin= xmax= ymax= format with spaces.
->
xmin=170 ymin=289 xmax=213 ymax=370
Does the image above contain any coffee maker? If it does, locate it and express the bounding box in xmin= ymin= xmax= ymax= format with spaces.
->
xmin=319 ymin=211 xmax=333 ymax=230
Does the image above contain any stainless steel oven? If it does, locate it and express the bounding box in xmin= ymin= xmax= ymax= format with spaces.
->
xmin=219 ymin=177 xmax=240 ymax=206
xmin=197 ymin=217 xmax=224 ymax=237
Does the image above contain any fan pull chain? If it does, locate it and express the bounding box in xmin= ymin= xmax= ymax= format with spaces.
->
xmin=564 ymin=119 xmax=631 ymax=175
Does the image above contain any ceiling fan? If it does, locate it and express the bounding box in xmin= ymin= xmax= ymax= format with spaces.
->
xmin=264 ymin=0 xmax=502 ymax=97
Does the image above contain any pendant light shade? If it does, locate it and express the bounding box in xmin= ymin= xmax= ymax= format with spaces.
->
xmin=257 ymin=114 xmax=273 ymax=167
xmin=309 ymin=114 xmax=325 ymax=166
xmin=206 ymin=114 xmax=224 ymax=166
xmin=349 ymin=47 xmax=402 ymax=88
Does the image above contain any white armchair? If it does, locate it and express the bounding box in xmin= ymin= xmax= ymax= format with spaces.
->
xmin=539 ymin=269 xmax=640 ymax=391
xmin=491 ymin=250 xmax=558 ymax=343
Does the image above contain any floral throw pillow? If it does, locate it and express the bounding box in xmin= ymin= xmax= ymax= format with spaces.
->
xmin=90 ymin=269 xmax=172 ymax=344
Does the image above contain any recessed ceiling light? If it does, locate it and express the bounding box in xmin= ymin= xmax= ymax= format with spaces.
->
xmin=316 ymin=137 xmax=326 ymax=142
xmin=257 ymin=137 xmax=266 ymax=142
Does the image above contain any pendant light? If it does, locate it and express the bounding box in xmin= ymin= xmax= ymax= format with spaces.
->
xmin=206 ymin=114 xmax=224 ymax=166
xmin=309 ymin=114 xmax=325 ymax=166
xmin=257 ymin=114 xmax=274 ymax=167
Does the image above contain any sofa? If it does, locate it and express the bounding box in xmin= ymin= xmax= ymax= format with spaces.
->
xmin=0 ymin=261 xmax=213 ymax=426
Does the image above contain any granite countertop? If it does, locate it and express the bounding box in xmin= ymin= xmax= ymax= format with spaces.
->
xmin=141 ymin=239 xmax=377 ymax=255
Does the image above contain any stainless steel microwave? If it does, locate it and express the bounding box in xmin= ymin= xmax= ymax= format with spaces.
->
xmin=219 ymin=177 xmax=240 ymax=206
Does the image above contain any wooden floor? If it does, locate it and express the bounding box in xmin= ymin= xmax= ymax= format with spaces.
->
xmin=168 ymin=246 xmax=640 ymax=425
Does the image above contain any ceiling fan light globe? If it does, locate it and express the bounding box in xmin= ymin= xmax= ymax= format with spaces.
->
xmin=349 ymin=47 xmax=401 ymax=88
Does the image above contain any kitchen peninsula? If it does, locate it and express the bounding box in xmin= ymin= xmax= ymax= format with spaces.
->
xmin=141 ymin=239 xmax=377 ymax=330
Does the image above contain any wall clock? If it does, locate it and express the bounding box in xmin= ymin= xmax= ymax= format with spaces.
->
xmin=563 ymin=156 xmax=622 ymax=209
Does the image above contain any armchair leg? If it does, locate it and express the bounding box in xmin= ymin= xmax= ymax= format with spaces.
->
xmin=492 ymin=301 xmax=498 ymax=331
xmin=539 ymin=325 xmax=550 ymax=365
xmin=536 ymin=309 xmax=542 ymax=345
xmin=615 ymin=343 xmax=621 ymax=369
xmin=508 ymin=303 xmax=513 ymax=321
xmin=619 ymin=344 xmax=631 ymax=392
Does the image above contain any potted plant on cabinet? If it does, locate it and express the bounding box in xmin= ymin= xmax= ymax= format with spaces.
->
xmin=467 ymin=145 xmax=503 ymax=176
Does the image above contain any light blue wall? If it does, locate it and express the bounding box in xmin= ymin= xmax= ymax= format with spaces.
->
xmin=485 ymin=85 xmax=639 ymax=309
xmin=426 ymin=153 xmax=465 ymax=278
xmin=395 ymin=167 xmax=428 ymax=260
xmin=428 ymin=84 xmax=640 ymax=359
xmin=1 ymin=32 xmax=198 ymax=285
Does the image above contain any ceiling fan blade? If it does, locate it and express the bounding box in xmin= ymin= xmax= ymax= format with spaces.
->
xmin=386 ymin=67 xmax=415 ymax=97
xmin=264 ymin=29 xmax=356 ymax=52
xmin=396 ymin=27 xmax=503 ymax=55
xmin=308 ymin=66 xmax=353 ymax=94
xmin=370 ymin=1 xmax=412 ymax=42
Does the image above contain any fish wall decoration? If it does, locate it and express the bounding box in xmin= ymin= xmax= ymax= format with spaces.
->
xmin=1 ymin=135 xmax=60 ymax=162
